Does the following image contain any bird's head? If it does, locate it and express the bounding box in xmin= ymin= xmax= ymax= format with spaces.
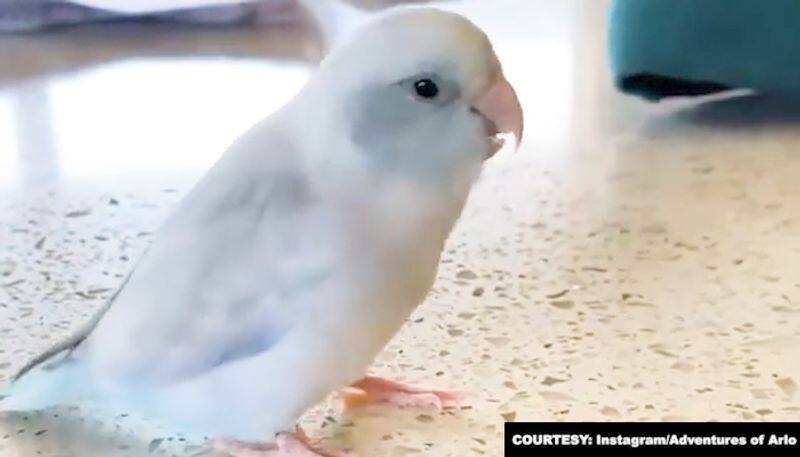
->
xmin=297 ymin=7 xmax=523 ymax=180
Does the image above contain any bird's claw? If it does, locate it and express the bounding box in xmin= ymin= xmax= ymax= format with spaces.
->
xmin=342 ymin=376 xmax=464 ymax=412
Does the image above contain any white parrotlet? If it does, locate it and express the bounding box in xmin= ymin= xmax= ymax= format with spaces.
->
xmin=1 ymin=6 xmax=523 ymax=456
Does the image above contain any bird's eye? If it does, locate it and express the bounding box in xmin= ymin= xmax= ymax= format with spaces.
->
xmin=414 ymin=79 xmax=439 ymax=99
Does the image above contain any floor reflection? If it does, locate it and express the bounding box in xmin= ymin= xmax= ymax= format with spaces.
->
xmin=1 ymin=56 xmax=312 ymax=191
xmin=46 ymin=59 xmax=309 ymax=179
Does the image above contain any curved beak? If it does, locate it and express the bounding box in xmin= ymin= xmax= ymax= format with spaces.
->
xmin=472 ymin=74 xmax=524 ymax=153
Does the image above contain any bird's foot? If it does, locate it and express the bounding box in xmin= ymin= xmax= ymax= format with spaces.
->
xmin=342 ymin=376 xmax=463 ymax=412
xmin=210 ymin=429 xmax=352 ymax=457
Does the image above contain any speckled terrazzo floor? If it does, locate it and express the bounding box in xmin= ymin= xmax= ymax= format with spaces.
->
xmin=3 ymin=0 xmax=800 ymax=456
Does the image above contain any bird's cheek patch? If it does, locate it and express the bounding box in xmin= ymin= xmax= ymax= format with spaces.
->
xmin=347 ymin=85 xmax=419 ymax=157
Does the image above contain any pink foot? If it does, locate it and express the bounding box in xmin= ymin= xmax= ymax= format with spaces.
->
xmin=342 ymin=376 xmax=463 ymax=412
xmin=210 ymin=429 xmax=352 ymax=457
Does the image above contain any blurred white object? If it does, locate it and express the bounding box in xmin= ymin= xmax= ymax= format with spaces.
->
xmin=0 ymin=0 xmax=298 ymax=31
xmin=74 ymin=0 xmax=274 ymax=14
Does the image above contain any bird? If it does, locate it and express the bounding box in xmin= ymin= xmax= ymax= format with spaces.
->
xmin=0 ymin=6 xmax=523 ymax=456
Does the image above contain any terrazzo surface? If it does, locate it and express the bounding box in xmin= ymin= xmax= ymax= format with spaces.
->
xmin=3 ymin=0 xmax=800 ymax=456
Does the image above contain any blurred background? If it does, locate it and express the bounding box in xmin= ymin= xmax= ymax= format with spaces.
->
xmin=2 ymin=0 xmax=800 ymax=456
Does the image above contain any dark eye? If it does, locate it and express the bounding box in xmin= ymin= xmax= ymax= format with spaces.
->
xmin=414 ymin=79 xmax=439 ymax=99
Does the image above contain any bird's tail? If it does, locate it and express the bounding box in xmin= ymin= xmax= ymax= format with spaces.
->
xmin=0 ymin=362 xmax=93 ymax=412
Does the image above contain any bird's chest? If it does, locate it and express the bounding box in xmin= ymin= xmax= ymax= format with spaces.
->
xmin=342 ymin=182 xmax=454 ymax=303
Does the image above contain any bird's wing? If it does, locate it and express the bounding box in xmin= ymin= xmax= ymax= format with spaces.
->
xmin=12 ymin=117 xmax=331 ymax=386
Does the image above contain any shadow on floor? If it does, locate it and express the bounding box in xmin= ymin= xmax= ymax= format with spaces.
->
xmin=644 ymin=92 xmax=800 ymax=137
xmin=0 ymin=408 xmax=199 ymax=457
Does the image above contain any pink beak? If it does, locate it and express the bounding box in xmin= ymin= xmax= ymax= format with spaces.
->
xmin=472 ymin=74 xmax=524 ymax=153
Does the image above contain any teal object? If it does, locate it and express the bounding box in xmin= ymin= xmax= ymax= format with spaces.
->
xmin=608 ymin=0 xmax=800 ymax=101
